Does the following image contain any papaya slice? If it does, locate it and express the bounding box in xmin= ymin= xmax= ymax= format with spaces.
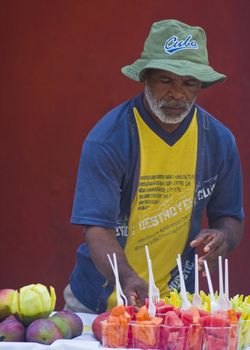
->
xmin=136 ymin=305 xmax=150 ymax=321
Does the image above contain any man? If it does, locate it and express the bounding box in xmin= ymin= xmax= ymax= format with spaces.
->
xmin=64 ymin=19 xmax=244 ymax=314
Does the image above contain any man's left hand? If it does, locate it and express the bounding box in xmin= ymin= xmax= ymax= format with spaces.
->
xmin=190 ymin=228 xmax=228 ymax=276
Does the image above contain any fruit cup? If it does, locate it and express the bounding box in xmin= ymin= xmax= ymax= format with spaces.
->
xmin=238 ymin=319 xmax=250 ymax=350
xmin=101 ymin=319 xmax=129 ymax=348
xmin=229 ymin=323 xmax=239 ymax=350
xmin=186 ymin=324 xmax=203 ymax=350
xmin=160 ymin=325 xmax=189 ymax=350
xmin=131 ymin=322 xmax=161 ymax=349
xmin=203 ymin=326 xmax=232 ymax=350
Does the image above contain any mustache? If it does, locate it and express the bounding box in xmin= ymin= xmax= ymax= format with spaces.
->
xmin=158 ymin=100 xmax=190 ymax=109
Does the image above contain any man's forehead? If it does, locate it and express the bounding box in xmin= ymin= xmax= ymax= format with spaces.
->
xmin=147 ymin=69 xmax=200 ymax=80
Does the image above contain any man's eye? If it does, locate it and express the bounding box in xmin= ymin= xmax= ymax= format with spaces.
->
xmin=159 ymin=78 xmax=171 ymax=83
xmin=184 ymin=80 xmax=199 ymax=87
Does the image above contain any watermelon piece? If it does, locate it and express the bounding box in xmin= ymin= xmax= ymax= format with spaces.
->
xmin=199 ymin=315 xmax=230 ymax=327
xmin=198 ymin=309 xmax=209 ymax=318
xmin=180 ymin=310 xmax=193 ymax=326
xmin=164 ymin=311 xmax=184 ymax=326
xmin=125 ymin=305 xmax=135 ymax=320
xmin=203 ymin=326 xmax=231 ymax=350
xmin=161 ymin=324 xmax=189 ymax=350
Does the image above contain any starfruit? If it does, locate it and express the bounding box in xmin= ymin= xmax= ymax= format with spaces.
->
xmin=18 ymin=283 xmax=56 ymax=325
xmin=0 ymin=289 xmax=19 ymax=321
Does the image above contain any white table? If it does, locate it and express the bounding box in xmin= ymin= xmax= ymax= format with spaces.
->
xmin=0 ymin=313 xmax=250 ymax=350
xmin=0 ymin=313 xmax=128 ymax=350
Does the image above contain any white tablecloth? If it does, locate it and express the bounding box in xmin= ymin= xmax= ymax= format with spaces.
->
xmin=0 ymin=313 xmax=129 ymax=350
xmin=1 ymin=313 xmax=250 ymax=350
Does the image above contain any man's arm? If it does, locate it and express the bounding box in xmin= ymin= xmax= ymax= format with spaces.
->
xmin=190 ymin=216 xmax=244 ymax=275
xmin=85 ymin=226 xmax=148 ymax=306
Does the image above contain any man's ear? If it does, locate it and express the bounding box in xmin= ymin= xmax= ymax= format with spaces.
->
xmin=140 ymin=70 xmax=147 ymax=83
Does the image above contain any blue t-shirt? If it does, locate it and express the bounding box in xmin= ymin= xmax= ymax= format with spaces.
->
xmin=69 ymin=94 xmax=244 ymax=313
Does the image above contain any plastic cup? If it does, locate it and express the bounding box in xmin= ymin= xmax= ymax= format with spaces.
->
xmin=160 ymin=325 xmax=189 ymax=350
xmin=229 ymin=323 xmax=239 ymax=350
xmin=186 ymin=324 xmax=203 ymax=350
xmin=131 ymin=322 xmax=161 ymax=349
xmin=238 ymin=319 xmax=250 ymax=350
xmin=101 ymin=320 xmax=129 ymax=348
xmin=203 ymin=326 xmax=231 ymax=350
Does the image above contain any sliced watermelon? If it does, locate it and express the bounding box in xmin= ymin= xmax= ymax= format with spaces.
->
xmin=164 ymin=311 xmax=184 ymax=326
xmin=125 ymin=305 xmax=135 ymax=319
xmin=203 ymin=327 xmax=231 ymax=350
xmin=161 ymin=324 xmax=189 ymax=350
xmin=199 ymin=315 xmax=230 ymax=327
xmin=180 ymin=309 xmax=193 ymax=326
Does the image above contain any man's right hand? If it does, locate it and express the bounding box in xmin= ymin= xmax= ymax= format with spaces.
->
xmin=85 ymin=225 xmax=148 ymax=307
xmin=121 ymin=272 xmax=148 ymax=308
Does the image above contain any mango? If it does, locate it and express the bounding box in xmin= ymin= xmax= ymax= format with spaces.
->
xmin=50 ymin=311 xmax=83 ymax=338
xmin=0 ymin=289 xmax=19 ymax=321
xmin=18 ymin=284 xmax=56 ymax=325
xmin=26 ymin=318 xmax=63 ymax=345
xmin=0 ymin=316 xmax=25 ymax=342
xmin=49 ymin=313 xmax=72 ymax=339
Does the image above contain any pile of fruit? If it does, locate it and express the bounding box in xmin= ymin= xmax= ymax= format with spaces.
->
xmin=92 ymin=294 xmax=250 ymax=349
xmin=0 ymin=283 xmax=83 ymax=344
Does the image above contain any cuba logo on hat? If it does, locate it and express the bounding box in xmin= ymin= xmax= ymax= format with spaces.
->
xmin=164 ymin=34 xmax=199 ymax=55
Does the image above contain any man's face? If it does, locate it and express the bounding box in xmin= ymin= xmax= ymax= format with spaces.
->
xmin=143 ymin=69 xmax=202 ymax=124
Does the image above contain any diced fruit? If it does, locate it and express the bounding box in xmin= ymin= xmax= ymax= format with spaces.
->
xmin=136 ymin=305 xmax=150 ymax=321
xmin=132 ymin=322 xmax=160 ymax=349
xmin=199 ymin=315 xmax=230 ymax=327
xmin=180 ymin=309 xmax=193 ymax=326
xmin=101 ymin=306 xmax=130 ymax=348
xmin=164 ymin=311 xmax=184 ymax=326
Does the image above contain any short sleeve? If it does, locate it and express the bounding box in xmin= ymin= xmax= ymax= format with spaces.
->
xmin=71 ymin=140 xmax=124 ymax=228
xmin=207 ymin=137 xmax=244 ymax=223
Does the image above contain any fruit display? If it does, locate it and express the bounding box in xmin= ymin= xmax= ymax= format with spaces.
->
xmin=91 ymin=297 xmax=246 ymax=349
xmin=0 ymin=283 xmax=83 ymax=344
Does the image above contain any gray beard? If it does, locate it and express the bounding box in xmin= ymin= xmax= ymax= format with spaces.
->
xmin=144 ymin=83 xmax=195 ymax=124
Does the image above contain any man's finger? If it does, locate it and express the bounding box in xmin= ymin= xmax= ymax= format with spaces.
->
xmin=190 ymin=233 xmax=214 ymax=248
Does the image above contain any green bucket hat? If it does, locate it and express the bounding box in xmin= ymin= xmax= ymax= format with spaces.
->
xmin=121 ymin=19 xmax=226 ymax=88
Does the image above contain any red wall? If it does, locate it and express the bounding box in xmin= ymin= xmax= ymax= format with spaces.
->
xmin=1 ymin=1 xmax=249 ymax=309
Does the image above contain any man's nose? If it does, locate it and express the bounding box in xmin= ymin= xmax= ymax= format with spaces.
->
xmin=168 ymin=84 xmax=185 ymax=100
